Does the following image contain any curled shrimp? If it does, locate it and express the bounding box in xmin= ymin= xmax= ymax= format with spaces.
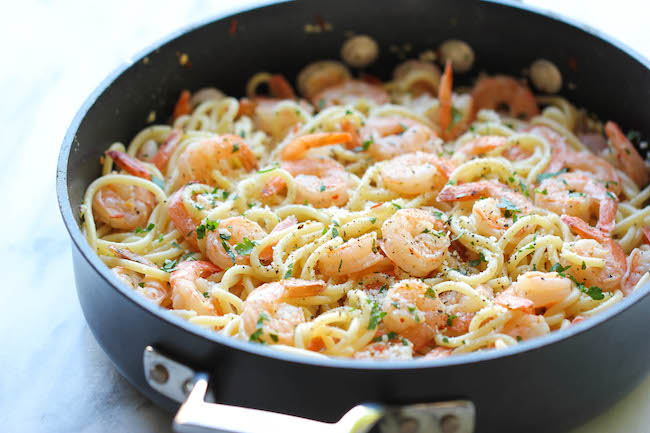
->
xmin=382 ymin=279 xmax=447 ymax=350
xmin=281 ymin=132 xmax=353 ymax=160
xmin=380 ymin=209 xmax=450 ymax=277
xmin=354 ymin=341 xmax=413 ymax=360
xmin=112 ymin=266 xmax=171 ymax=306
xmin=362 ymin=116 xmax=442 ymax=161
xmin=176 ymin=135 xmax=257 ymax=186
xmin=561 ymin=215 xmax=627 ymax=292
xmin=437 ymin=180 xmax=534 ymax=238
xmin=317 ymin=232 xmax=393 ymax=278
xmin=169 ymin=261 xmax=221 ymax=315
xmin=262 ymin=158 xmax=352 ymax=207
xmin=605 ymin=121 xmax=649 ymax=188
xmin=496 ymin=271 xmax=571 ymax=311
xmin=238 ymin=95 xmax=313 ymax=140
xmin=205 ymin=217 xmax=268 ymax=269
xmin=312 ymin=80 xmax=389 ymax=109
xmin=153 ymin=129 xmax=182 ymax=171
xmin=535 ymin=172 xmax=618 ymax=234
xmin=167 ymin=185 xmax=203 ymax=250
xmin=622 ymin=246 xmax=650 ymax=295
xmin=379 ymin=152 xmax=454 ymax=196
xmin=471 ymin=75 xmax=539 ymax=120
xmin=297 ymin=60 xmax=351 ymax=100
xmin=92 ymin=151 xmax=156 ymax=231
xmin=240 ymin=279 xmax=326 ymax=345
xmin=501 ymin=312 xmax=550 ymax=341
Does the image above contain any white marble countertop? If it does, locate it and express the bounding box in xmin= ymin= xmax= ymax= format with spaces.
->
xmin=2 ymin=1 xmax=648 ymax=432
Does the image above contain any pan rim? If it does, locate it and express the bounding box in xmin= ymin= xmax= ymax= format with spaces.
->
xmin=57 ymin=0 xmax=650 ymax=371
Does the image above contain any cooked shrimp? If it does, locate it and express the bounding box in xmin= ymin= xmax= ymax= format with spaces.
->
xmin=112 ymin=266 xmax=171 ymax=306
xmin=362 ymin=116 xmax=442 ymax=161
xmin=605 ymin=121 xmax=649 ymax=188
xmin=153 ymin=129 xmax=182 ymax=171
xmin=92 ymin=184 xmax=156 ymax=231
xmin=555 ymin=151 xmax=621 ymax=194
xmin=501 ymin=312 xmax=550 ymax=341
xmin=262 ymin=158 xmax=352 ymax=207
xmin=167 ymin=186 xmax=203 ymax=249
xmin=317 ymin=232 xmax=392 ymax=278
xmin=240 ymin=279 xmax=326 ymax=345
xmin=561 ymin=215 xmax=627 ymax=292
xmin=437 ymin=180 xmax=534 ymax=238
xmin=281 ymin=132 xmax=353 ymax=160
xmin=535 ymin=173 xmax=618 ymax=234
xmin=169 ymin=261 xmax=221 ymax=315
xmin=239 ymin=97 xmax=313 ymax=140
xmin=106 ymin=150 xmax=152 ymax=180
xmin=206 ymin=217 xmax=268 ymax=269
xmin=92 ymin=151 xmax=156 ymax=231
xmin=379 ymin=152 xmax=454 ymax=196
xmin=176 ymin=135 xmax=257 ymax=186
xmin=382 ymin=279 xmax=447 ymax=350
xmin=622 ymin=246 xmax=650 ymax=295
xmin=354 ymin=341 xmax=413 ymax=360
xmin=296 ymin=60 xmax=351 ymax=100
xmin=471 ymin=75 xmax=539 ymax=120
xmin=380 ymin=209 xmax=450 ymax=277
xmin=108 ymin=244 xmax=156 ymax=267
xmin=438 ymin=61 xmax=454 ymax=139
xmin=496 ymin=271 xmax=571 ymax=310
xmin=312 ymin=79 xmax=389 ymax=109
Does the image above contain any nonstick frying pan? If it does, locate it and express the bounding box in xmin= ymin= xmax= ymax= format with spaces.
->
xmin=57 ymin=1 xmax=650 ymax=432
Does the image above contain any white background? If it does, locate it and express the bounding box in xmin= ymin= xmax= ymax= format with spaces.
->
xmin=0 ymin=1 xmax=648 ymax=432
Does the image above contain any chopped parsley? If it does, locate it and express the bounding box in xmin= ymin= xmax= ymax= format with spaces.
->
xmin=138 ymin=282 xmax=145 ymax=288
xmin=284 ymin=263 xmax=294 ymax=279
xmin=536 ymin=168 xmax=568 ymax=184
xmin=234 ymin=237 xmax=258 ymax=256
xmin=550 ymin=263 xmax=571 ymax=276
xmin=249 ymin=312 xmax=269 ymax=343
xmin=391 ymin=202 xmax=402 ymax=210
xmin=469 ymin=252 xmax=487 ymax=267
xmin=425 ymin=288 xmax=436 ymax=299
xmin=171 ymin=242 xmax=182 ymax=249
xmin=369 ymin=217 xmax=377 ymax=224
xmin=196 ymin=219 xmax=218 ymax=240
xmin=134 ymin=223 xmax=155 ymax=234
xmin=257 ymin=166 xmax=278 ymax=173
xmin=368 ymin=301 xmax=387 ymax=330
xmin=582 ymin=261 xmax=587 ymax=270
xmin=232 ymin=143 xmax=239 ymax=153
xmin=319 ymin=185 xmax=326 ymax=192
xmin=161 ymin=259 xmax=178 ymax=272
xmin=202 ymin=292 xmax=209 ymax=298
xmin=606 ymin=191 xmax=617 ymax=200
xmin=446 ymin=314 xmax=458 ymax=327
xmin=442 ymin=337 xmax=449 ymax=343
xmin=221 ymin=240 xmax=236 ymax=264
xmin=332 ymin=227 xmax=340 ymax=238
xmin=219 ymin=231 xmax=232 ymax=241
xmin=362 ymin=139 xmax=373 ymax=151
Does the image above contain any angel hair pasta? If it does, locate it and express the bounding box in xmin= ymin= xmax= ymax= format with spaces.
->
xmin=81 ymin=56 xmax=650 ymax=361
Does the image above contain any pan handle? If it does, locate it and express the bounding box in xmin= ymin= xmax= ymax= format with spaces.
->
xmin=143 ymin=346 xmax=475 ymax=433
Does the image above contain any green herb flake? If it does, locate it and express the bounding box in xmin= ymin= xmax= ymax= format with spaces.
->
xmin=425 ymin=288 xmax=436 ymax=299
xmin=446 ymin=314 xmax=458 ymax=327
xmin=391 ymin=202 xmax=402 ymax=210
xmin=536 ymin=168 xmax=568 ymax=184
xmin=257 ymin=166 xmax=278 ymax=173
xmin=368 ymin=302 xmax=387 ymax=330
xmin=442 ymin=337 xmax=449 ymax=343
xmin=134 ymin=223 xmax=155 ymax=234
xmin=332 ymin=227 xmax=340 ymax=238
xmin=369 ymin=217 xmax=377 ymax=224
xmin=319 ymin=185 xmax=326 ymax=192
xmin=284 ymin=263 xmax=294 ymax=279
xmin=221 ymin=240 xmax=236 ymax=264
xmin=161 ymin=259 xmax=178 ymax=273
xmin=235 ymin=237 xmax=258 ymax=256
xmin=138 ymin=282 xmax=145 ymax=288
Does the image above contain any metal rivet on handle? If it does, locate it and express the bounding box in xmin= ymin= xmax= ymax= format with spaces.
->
xmin=149 ymin=363 xmax=169 ymax=384
xmin=398 ymin=417 xmax=420 ymax=433
xmin=440 ymin=414 xmax=460 ymax=433
xmin=182 ymin=378 xmax=196 ymax=396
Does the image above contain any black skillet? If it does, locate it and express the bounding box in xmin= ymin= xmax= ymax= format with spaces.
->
xmin=56 ymin=1 xmax=650 ymax=432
